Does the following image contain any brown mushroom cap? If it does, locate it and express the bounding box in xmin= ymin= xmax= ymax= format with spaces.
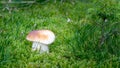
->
xmin=26 ymin=30 xmax=55 ymax=45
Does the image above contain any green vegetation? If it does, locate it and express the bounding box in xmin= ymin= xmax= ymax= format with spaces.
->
xmin=0 ymin=0 xmax=120 ymax=68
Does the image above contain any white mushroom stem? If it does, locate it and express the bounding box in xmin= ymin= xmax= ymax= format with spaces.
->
xmin=32 ymin=42 xmax=49 ymax=53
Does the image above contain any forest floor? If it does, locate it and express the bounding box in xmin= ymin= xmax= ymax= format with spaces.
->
xmin=0 ymin=1 xmax=120 ymax=68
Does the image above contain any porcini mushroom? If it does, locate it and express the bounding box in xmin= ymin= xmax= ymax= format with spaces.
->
xmin=26 ymin=30 xmax=55 ymax=53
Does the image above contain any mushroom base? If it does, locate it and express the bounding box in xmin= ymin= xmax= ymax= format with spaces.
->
xmin=32 ymin=42 xmax=49 ymax=53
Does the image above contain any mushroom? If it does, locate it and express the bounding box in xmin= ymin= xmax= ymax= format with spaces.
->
xmin=26 ymin=30 xmax=55 ymax=53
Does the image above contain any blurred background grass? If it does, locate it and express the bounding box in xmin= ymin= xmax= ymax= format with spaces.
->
xmin=0 ymin=0 xmax=120 ymax=68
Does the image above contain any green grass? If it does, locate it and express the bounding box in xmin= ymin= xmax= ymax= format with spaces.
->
xmin=0 ymin=0 xmax=120 ymax=68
